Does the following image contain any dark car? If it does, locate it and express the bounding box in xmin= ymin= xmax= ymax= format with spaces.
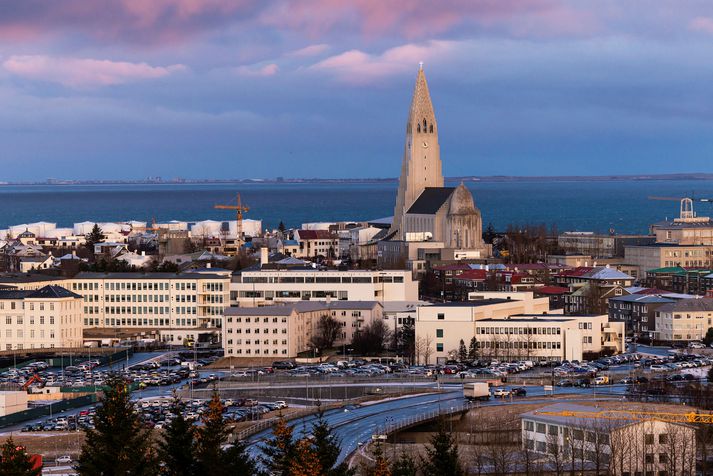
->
xmin=556 ymin=379 xmax=573 ymax=387
xmin=511 ymin=387 xmax=527 ymax=396
xmin=272 ymin=361 xmax=295 ymax=370
xmin=574 ymin=378 xmax=591 ymax=388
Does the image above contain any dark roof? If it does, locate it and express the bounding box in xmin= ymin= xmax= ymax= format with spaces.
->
xmin=74 ymin=272 xmax=228 ymax=280
xmin=27 ymin=285 xmax=82 ymax=299
xmin=296 ymin=230 xmax=335 ymax=240
xmin=657 ymin=298 xmax=713 ymax=313
xmin=0 ymin=274 xmax=64 ymax=284
xmin=406 ymin=187 xmax=455 ymax=214
xmin=431 ymin=298 xmax=514 ymax=307
xmin=0 ymin=290 xmax=32 ymax=300
xmin=225 ymin=301 xmax=381 ymax=316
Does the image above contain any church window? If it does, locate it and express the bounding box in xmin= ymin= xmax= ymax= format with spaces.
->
xmin=417 ymin=123 xmax=421 ymax=133
xmin=429 ymin=124 xmax=433 ymax=133
xmin=423 ymin=119 xmax=427 ymax=130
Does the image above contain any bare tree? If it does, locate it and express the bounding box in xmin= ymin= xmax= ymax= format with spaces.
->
xmin=309 ymin=314 xmax=342 ymax=351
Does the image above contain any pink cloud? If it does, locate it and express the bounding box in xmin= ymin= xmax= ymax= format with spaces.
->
xmin=3 ymin=55 xmax=186 ymax=87
xmin=689 ymin=16 xmax=713 ymax=34
xmin=311 ymin=40 xmax=454 ymax=84
xmin=234 ymin=63 xmax=279 ymax=77
xmin=288 ymin=44 xmax=330 ymax=58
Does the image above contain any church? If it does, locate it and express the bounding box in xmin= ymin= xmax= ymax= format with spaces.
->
xmin=378 ymin=65 xmax=491 ymax=269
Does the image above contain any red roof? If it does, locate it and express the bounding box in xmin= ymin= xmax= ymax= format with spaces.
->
xmin=432 ymin=264 xmax=473 ymax=272
xmin=297 ymin=230 xmax=335 ymax=240
xmin=453 ymin=269 xmax=487 ymax=281
xmin=533 ymin=286 xmax=570 ymax=295
xmin=557 ymin=267 xmax=593 ymax=277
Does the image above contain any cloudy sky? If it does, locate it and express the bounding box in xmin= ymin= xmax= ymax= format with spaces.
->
xmin=2 ymin=0 xmax=713 ymax=181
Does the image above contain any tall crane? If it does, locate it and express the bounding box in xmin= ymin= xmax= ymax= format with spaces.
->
xmin=214 ymin=193 xmax=249 ymax=247
xmin=537 ymin=408 xmax=713 ymax=424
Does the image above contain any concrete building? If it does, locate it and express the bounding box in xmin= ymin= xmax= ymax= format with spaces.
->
xmin=0 ymin=285 xmax=83 ymax=350
xmin=522 ymin=403 xmax=696 ymax=476
xmin=293 ymin=230 xmax=339 ymax=259
xmin=651 ymin=198 xmax=713 ymax=245
xmin=654 ymin=298 xmax=713 ymax=343
xmin=230 ymin=268 xmax=418 ymax=307
xmin=557 ymin=232 xmax=655 ymax=258
xmin=67 ymin=272 xmax=230 ymax=344
xmin=223 ymin=301 xmax=382 ymax=358
xmin=625 ymin=243 xmax=713 ymax=278
xmin=608 ymin=294 xmax=677 ymax=338
xmin=0 ymin=391 xmax=28 ymax=416
xmin=415 ymin=292 xmax=623 ymax=364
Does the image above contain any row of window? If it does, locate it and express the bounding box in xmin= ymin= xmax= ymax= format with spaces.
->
xmin=227 ymin=328 xmax=288 ymax=334
xmin=5 ymin=316 xmax=56 ymax=325
xmin=227 ymin=348 xmax=288 ymax=355
xmin=240 ymin=275 xmax=403 ymax=284
xmin=478 ymin=327 xmax=563 ymax=335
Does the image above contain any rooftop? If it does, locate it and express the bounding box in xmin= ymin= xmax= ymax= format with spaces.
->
xmin=657 ymin=298 xmax=713 ymax=313
xmin=406 ymin=187 xmax=456 ymax=214
xmin=73 ymin=272 xmax=228 ymax=280
xmin=225 ymin=300 xmax=382 ymax=316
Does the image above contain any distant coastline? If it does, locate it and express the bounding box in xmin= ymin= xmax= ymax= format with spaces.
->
xmin=1 ymin=173 xmax=713 ymax=186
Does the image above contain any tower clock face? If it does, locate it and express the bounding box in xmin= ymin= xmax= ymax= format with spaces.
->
xmin=422 ymin=141 xmax=428 ymax=148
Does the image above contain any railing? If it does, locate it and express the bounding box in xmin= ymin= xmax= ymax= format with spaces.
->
xmin=379 ymin=401 xmax=471 ymax=435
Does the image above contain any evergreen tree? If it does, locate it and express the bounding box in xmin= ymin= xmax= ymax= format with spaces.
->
xmin=85 ymin=224 xmax=106 ymax=247
xmin=363 ymin=443 xmax=391 ymax=476
xmin=467 ymin=336 xmax=478 ymax=361
xmin=195 ymin=391 xmax=229 ymax=475
xmin=0 ymin=437 xmax=41 ymax=476
xmin=76 ymin=375 xmax=157 ymax=476
xmin=291 ymin=438 xmax=322 ymax=476
xmin=457 ymin=339 xmax=467 ymax=362
xmin=390 ymin=452 xmax=417 ymax=476
xmin=311 ymin=408 xmax=354 ymax=476
xmin=704 ymin=327 xmax=713 ymax=346
xmin=157 ymin=397 xmax=196 ymax=476
xmin=420 ymin=420 xmax=464 ymax=476
xmin=278 ymin=221 xmax=286 ymax=234
xmin=260 ymin=416 xmax=296 ymax=476
xmin=223 ymin=440 xmax=261 ymax=476
xmin=483 ymin=223 xmax=496 ymax=244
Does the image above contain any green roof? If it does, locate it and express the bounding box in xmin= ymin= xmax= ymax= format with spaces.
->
xmin=646 ymin=266 xmax=686 ymax=274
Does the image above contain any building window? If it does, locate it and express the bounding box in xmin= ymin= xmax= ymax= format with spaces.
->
xmin=437 ymin=313 xmax=445 ymax=320
xmin=436 ymin=329 xmax=443 ymax=338
xmin=436 ymin=343 xmax=443 ymax=352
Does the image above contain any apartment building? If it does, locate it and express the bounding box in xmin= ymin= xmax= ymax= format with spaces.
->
xmin=475 ymin=314 xmax=624 ymax=362
xmin=0 ymin=285 xmax=83 ymax=350
xmin=625 ymin=243 xmax=713 ymax=278
xmin=231 ymin=269 xmax=417 ymax=307
xmin=68 ymin=272 xmax=230 ymax=343
xmin=654 ymin=298 xmax=713 ymax=343
xmin=293 ymin=230 xmax=339 ymax=258
xmin=223 ymin=301 xmax=382 ymax=358
xmin=0 ymin=273 xmax=68 ymax=291
xmin=522 ymin=403 xmax=696 ymax=475
xmin=608 ymin=294 xmax=676 ymax=338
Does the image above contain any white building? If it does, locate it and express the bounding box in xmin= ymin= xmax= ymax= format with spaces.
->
xmin=655 ymin=298 xmax=713 ymax=342
xmin=522 ymin=403 xmax=696 ymax=475
xmin=0 ymin=285 xmax=84 ymax=350
xmin=231 ymin=268 xmax=418 ymax=307
xmin=223 ymin=301 xmax=382 ymax=358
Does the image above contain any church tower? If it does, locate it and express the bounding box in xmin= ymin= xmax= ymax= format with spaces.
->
xmin=390 ymin=65 xmax=444 ymax=240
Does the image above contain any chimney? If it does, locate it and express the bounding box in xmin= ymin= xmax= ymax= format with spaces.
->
xmin=206 ymin=263 xmax=212 ymax=269
xmin=260 ymin=247 xmax=269 ymax=266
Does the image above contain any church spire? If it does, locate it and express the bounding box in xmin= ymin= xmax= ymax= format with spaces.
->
xmin=390 ymin=65 xmax=444 ymax=239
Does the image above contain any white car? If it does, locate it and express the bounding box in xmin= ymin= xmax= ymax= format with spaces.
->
xmin=56 ymin=455 xmax=72 ymax=464
xmin=688 ymin=342 xmax=706 ymax=349
xmin=650 ymin=364 xmax=667 ymax=371
xmin=492 ymin=387 xmax=511 ymax=397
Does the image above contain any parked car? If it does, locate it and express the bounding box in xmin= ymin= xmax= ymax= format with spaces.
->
xmin=492 ymin=387 xmax=511 ymax=397
xmin=56 ymin=455 xmax=72 ymax=464
xmin=510 ymin=387 xmax=527 ymax=396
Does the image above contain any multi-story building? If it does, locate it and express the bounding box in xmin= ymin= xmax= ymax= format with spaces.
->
xmin=0 ymin=273 xmax=68 ymax=291
xmin=415 ymin=292 xmax=623 ymax=364
xmin=558 ymin=232 xmax=655 ymax=258
xmin=522 ymin=403 xmax=696 ymax=476
xmin=68 ymin=271 xmax=230 ymax=344
xmin=293 ymin=230 xmax=339 ymax=259
xmin=608 ymin=294 xmax=677 ymax=338
xmin=475 ymin=314 xmax=623 ymax=362
xmin=0 ymin=285 xmax=83 ymax=350
xmin=625 ymin=243 xmax=713 ymax=278
xmin=654 ymin=298 xmax=713 ymax=343
xmin=223 ymin=301 xmax=382 ymax=358
xmin=230 ymin=268 xmax=417 ymax=307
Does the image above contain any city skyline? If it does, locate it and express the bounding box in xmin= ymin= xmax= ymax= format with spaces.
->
xmin=3 ymin=2 xmax=713 ymax=180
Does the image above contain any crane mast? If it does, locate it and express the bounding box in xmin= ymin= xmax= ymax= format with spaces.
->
xmin=214 ymin=193 xmax=249 ymax=248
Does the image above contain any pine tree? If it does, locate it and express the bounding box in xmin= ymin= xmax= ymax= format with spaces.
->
xmin=157 ymin=397 xmax=196 ymax=476
xmin=467 ymin=336 xmax=478 ymax=361
xmin=260 ymin=416 xmax=296 ymax=476
xmin=278 ymin=221 xmax=286 ymax=234
xmin=420 ymin=420 xmax=464 ymax=476
xmin=458 ymin=339 xmax=467 ymax=362
xmin=223 ymin=440 xmax=261 ymax=476
xmin=363 ymin=443 xmax=391 ymax=476
xmin=390 ymin=452 xmax=417 ymax=476
xmin=85 ymin=224 xmax=106 ymax=247
xmin=0 ymin=437 xmax=41 ymax=476
xmin=76 ymin=375 xmax=158 ymax=476
xmin=195 ymin=391 xmax=229 ymax=475
xmin=291 ymin=438 xmax=322 ymax=476
xmin=311 ymin=408 xmax=354 ymax=476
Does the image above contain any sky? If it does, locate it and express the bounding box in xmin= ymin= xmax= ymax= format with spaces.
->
xmin=2 ymin=1 xmax=713 ymax=181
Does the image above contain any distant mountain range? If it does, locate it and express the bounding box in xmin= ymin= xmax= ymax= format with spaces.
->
xmin=2 ymin=173 xmax=713 ymax=186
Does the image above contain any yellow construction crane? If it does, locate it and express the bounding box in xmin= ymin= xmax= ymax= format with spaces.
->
xmin=537 ymin=409 xmax=713 ymax=424
xmin=214 ymin=193 xmax=249 ymax=246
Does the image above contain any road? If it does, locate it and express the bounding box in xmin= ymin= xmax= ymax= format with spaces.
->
xmin=246 ymin=383 xmax=630 ymax=464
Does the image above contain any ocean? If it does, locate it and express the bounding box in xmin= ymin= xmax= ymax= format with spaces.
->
xmin=0 ymin=180 xmax=712 ymax=234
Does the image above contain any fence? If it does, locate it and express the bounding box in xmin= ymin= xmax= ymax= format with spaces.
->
xmin=0 ymin=394 xmax=98 ymax=428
